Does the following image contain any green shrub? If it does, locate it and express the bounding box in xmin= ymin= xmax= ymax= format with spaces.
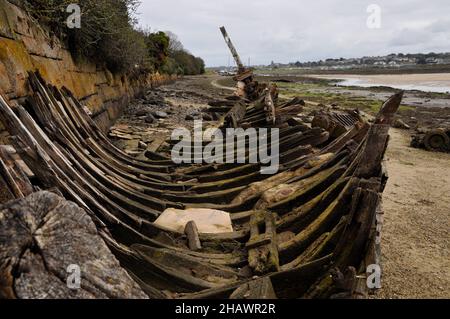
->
xmin=165 ymin=32 xmax=205 ymax=75
xmin=142 ymin=30 xmax=170 ymax=72
xmin=25 ymin=0 xmax=148 ymax=72
xmin=171 ymin=50 xmax=205 ymax=75
xmin=24 ymin=1 xmax=205 ymax=75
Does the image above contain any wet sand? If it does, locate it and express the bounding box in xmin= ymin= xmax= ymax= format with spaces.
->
xmin=311 ymin=73 xmax=450 ymax=93
xmin=376 ymin=129 xmax=450 ymax=298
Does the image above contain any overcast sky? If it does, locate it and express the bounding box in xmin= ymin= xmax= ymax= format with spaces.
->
xmin=137 ymin=0 xmax=450 ymax=67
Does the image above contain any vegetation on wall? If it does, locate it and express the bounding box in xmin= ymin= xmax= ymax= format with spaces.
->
xmin=23 ymin=0 xmax=205 ymax=75
xmin=141 ymin=30 xmax=170 ymax=72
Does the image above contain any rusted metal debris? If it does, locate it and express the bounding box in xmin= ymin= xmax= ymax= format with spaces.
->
xmin=0 ymin=70 xmax=403 ymax=299
xmin=411 ymin=127 xmax=450 ymax=152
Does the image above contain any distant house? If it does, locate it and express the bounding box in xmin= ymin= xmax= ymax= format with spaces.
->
xmin=425 ymin=57 xmax=439 ymax=64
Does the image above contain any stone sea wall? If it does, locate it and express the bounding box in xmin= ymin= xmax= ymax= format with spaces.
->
xmin=0 ymin=0 xmax=175 ymax=142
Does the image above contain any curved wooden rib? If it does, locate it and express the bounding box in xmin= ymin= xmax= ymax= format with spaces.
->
xmin=0 ymin=72 xmax=403 ymax=299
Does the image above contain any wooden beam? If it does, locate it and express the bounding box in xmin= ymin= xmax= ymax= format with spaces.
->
xmin=185 ymin=221 xmax=202 ymax=251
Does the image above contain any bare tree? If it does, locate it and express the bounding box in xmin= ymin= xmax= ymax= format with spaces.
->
xmin=165 ymin=31 xmax=184 ymax=54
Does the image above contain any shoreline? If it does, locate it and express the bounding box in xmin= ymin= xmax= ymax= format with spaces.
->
xmin=309 ymin=73 xmax=450 ymax=94
xmin=247 ymin=74 xmax=450 ymax=110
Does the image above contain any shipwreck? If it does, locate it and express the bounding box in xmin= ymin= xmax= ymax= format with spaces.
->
xmin=0 ymin=28 xmax=404 ymax=299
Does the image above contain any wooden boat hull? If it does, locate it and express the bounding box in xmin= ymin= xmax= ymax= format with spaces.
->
xmin=0 ymin=72 xmax=403 ymax=299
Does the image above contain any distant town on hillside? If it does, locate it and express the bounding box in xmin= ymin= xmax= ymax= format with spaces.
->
xmin=211 ymin=52 xmax=450 ymax=73
xmin=266 ymin=52 xmax=450 ymax=71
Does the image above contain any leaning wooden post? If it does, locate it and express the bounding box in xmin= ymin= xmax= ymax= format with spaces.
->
xmin=185 ymin=221 xmax=202 ymax=251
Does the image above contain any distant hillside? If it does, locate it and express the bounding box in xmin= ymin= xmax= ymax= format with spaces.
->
xmin=263 ymin=52 xmax=450 ymax=74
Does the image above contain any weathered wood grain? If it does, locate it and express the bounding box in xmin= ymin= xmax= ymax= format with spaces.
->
xmin=0 ymin=191 xmax=147 ymax=299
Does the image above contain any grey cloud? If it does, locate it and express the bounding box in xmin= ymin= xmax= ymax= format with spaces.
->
xmin=389 ymin=28 xmax=431 ymax=46
xmin=136 ymin=0 xmax=450 ymax=66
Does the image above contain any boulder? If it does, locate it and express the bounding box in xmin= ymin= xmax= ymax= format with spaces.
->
xmin=153 ymin=111 xmax=168 ymax=119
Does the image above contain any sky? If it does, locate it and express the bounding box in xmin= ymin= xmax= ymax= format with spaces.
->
xmin=136 ymin=0 xmax=450 ymax=67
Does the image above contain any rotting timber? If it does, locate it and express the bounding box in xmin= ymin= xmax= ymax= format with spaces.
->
xmin=0 ymin=25 xmax=403 ymax=299
xmin=0 ymin=68 xmax=404 ymax=298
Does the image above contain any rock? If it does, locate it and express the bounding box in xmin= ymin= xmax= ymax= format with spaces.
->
xmin=144 ymin=114 xmax=156 ymax=123
xmin=144 ymin=95 xmax=165 ymax=105
xmin=0 ymin=191 xmax=147 ymax=299
xmin=393 ymin=119 xmax=410 ymax=130
xmin=135 ymin=109 xmax=147 ymax=117
xmin=138 ymin=141 xmax=147 ymax=149
xmin=185 ymin=114 xmax=195 ymax=121
xmin=153 ymin=111 xmax=168 ymax=119
xmin=202 ymin=113 xmax=213 ymax=121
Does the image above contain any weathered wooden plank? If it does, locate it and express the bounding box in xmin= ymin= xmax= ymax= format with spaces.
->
xmin=230 ymin=277 xmax=277 ymax=299
xmin=0 ymin=191 xmax=147 ymax=299
xmin=185 ymin=221 xmax=202 ymax=251
xmin=247 ymin=211 xmax=280 ymax=275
